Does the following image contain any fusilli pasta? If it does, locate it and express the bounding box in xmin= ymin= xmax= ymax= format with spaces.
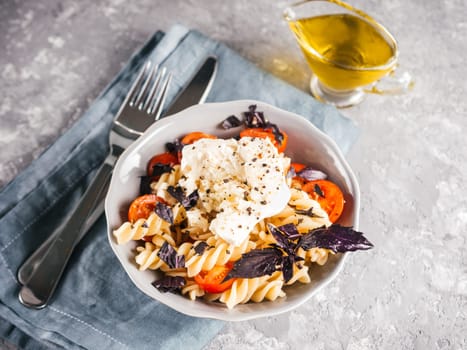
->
xmin=112 ymin=133 xmax=344 ymax=309
xmin=113 ymin=212 xmax=172 ymax=244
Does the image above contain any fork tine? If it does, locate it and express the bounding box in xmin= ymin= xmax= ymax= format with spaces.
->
xmin=149 ymin=70 xmax=172 ymax=120
xmin=141 ymin=67 xmax=163 ymax=111
xmin=132 ymin=63 xmax=157 ymax=108
xmin=122 ymin=60 xmax=172 ymax=123
xmin=122 ymin=61 xmax=151 ymax=108
xmin=144 ymin=67 xmax=166 ymax=114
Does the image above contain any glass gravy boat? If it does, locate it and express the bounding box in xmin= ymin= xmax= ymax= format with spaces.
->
xmin=284 ymin=0 xmax=412 ymax=107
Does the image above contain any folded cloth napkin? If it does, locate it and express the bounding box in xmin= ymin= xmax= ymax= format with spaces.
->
xmin=0 ymin=24 xmax=358 ymax=350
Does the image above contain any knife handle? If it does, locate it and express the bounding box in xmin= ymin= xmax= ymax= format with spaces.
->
xmin=16 ymin=185 xmax=107 ymax=286
xmin=18 ymin=161 xmax=113 ymax=309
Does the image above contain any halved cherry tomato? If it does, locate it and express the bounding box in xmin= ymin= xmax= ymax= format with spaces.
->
xmin=239 ymin=128 xmax=288 ymax=153
xmin=181 ymin=131 xmax=217 ymax=145
xmin=302 ymin=180 xmax=345 ymax=223
xmin=128 ymin=194 xmax=166 ymax=223
xmin=291 ymin=162 xmax=306 ymax=173
xmin=147 ymin=152 xmax=179 ymax=176
xmin=194 ymin=262 xmax=236 ymax=293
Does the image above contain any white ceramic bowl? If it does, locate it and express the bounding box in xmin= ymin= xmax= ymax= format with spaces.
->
xmin=105 ymin=100 xmax=360 ymax=321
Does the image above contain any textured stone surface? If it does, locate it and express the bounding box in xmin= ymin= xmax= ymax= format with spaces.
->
xmin=1 ymin=0 xmax=466 ymax=349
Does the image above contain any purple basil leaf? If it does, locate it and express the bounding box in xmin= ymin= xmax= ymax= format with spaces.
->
xmin=139 ymin=176 xmax=153 ymax=195
xmin=175 ymin=255 xmax=185 ymax=268
xmin=267 ymin=123 xmax=284 ymax=145
xmin=243 ymin=105 xmax=285 ymax=147
xmin=165 ymin=139 xmax=183 ymax=154
xmin=151 ymin=163 xmax=174 ymax=177
xmin=244 ymin=104 xmax=268 ymax=128
xmin=294 ymin=207 xmax=323 ymax=218
xmin=299 ymin=225 xmax=374 ymax=253
xmin=225 ymin=248 xmax=284 ymax=281
xmin=168 ymin=186 xmax=184 ymax=200
xmin=281 ymin=255 xmax=294 ymax=283
xmin=221 ymin=115 xmax=242 ymax=129
xmin=157 ymin=241 xmax=185 ymax=268
xmin=278 ymin=223 xmax=301 ymax=240
xmin=194 ymin=241 xmax=208 ymax=255
xmin=154 ymin=202 xmax=174 ymax=224
xmin=167 ymin=186 xmax=199 ymax=210
xmin=167 ymin=186 xmax=184 ymax=203
xmin=267 ymin=223 xmax=293 ymax=252
xmin=293 ymin=255 xmax=304 ymax=263
xmin=152 ymin=275 xmax=185 ymax=293
xmin=296 ymin=167 xmax=327 ymax=181
xmin=183 ymin=190 xmax=199 ymax=210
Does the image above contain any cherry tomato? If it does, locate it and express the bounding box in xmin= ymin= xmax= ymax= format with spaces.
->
xmin=302 ymin=180 xmax=345 ymax=223
xmin=180 ymin=132 xmax=217 ymax=145
xmin=290 ymin=162 xmax=306 ymax=173
xmin=239 ymin=128 xmax=288 ymax=153
xmin=128 ymin=194 xmax=166 ymax=223
xmin=146 ymin=152 xmax=179 ymax=176
xmin=194 ymin=262 xmax=236 ymax=293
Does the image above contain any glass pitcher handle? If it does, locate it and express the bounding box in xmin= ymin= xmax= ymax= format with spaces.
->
xmin=364 ymin=69 xmax=414 ymax=95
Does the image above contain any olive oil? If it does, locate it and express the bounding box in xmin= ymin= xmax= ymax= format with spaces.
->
xmin=289 ymin=13 xmax=397 ymax=91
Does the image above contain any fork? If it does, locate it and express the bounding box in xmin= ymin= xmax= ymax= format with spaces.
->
xmin=18 ymin=61 xmax=172 ymax=309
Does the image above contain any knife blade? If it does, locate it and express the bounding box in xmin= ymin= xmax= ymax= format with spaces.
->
xmin=16 ymin=56 xmax=218 ymax=289
xmin=164 ymin=56 xmax=217 ymax=116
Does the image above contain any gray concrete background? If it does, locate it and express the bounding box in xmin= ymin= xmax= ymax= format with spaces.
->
xmin=1 ymin=0 xmax=466 ymax=349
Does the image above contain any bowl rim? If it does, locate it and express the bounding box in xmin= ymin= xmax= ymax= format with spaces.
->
xmin=105 ymin=99 xmax=360 ymax=321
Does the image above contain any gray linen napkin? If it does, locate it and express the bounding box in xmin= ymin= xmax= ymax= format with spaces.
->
xmin=0 ymin=24 xmax=358 ymax=350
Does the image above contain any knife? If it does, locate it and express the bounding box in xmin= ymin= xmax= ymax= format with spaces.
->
xmin=16 ymin=56 xmax=218 ymax=290
xmin=164 ymin=56 xmax=217 ymax=115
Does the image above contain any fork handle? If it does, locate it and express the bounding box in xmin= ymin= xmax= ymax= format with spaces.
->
xmin=18 ymin=160 xmax=114 ymax=309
